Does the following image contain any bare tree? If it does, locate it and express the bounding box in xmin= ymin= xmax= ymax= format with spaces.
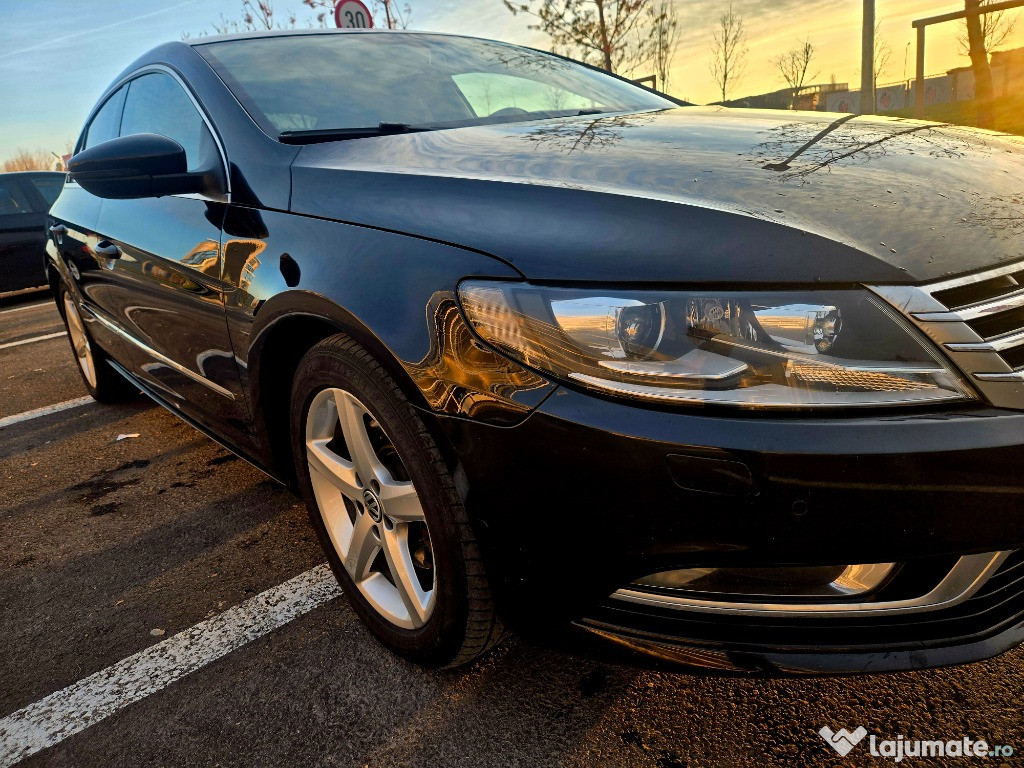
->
xmin=873 ymin=21 xmax=892 ymax=89
xmin=964 ymin=0 xmax=996 ymax=129
xmin=503 ymin=0 xmax=656 ymax=74
xmin=855 ymin=21 xmax=891 ymax=104
xmin=3 ymin=149 xmax=60 ymax=172
xmin=187 ymin=0 xmax=412 ymax=37
xmin=648 ymin=0 xmax=680 ymax=92
xmin=374 ymin=0 xmax=412 ymax=28
xmin=709 ymin=3 xmax=747 ymax=103
xmin=957 ymin=0 xmax=1018 ymax=54
xmin=210 ymin=0 xmax=299 ymax=33
xmin=774 ymin=38 xmax=817 ymax=109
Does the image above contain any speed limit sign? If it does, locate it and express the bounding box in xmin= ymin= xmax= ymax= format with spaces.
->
xmin=334 ymin=0 xmax=374 ymax=28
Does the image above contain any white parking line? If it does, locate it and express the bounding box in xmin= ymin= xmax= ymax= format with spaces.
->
xmin=0 ymin=564 xmax=340 ymax=767
xmin=0 ymin=301 xmax=51 ymax=317
xmin=0 ymin=331 xmax=66 ymax=351
xmin=0 ymin=397 xmax=96 ymax=429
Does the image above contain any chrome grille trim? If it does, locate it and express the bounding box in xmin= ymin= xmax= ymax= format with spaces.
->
xmin=926 ymin=260 xmax=1024 ymax=293
xmin=913 ymin=287 xmax=1024 ymax=322
xmin=946 ymin=328 xmax=1024 ymax=353
xmin=871 ymin=261 xmax=1024 ymax=410
xmin=975 ymin=371 xmax=1024 ymax=383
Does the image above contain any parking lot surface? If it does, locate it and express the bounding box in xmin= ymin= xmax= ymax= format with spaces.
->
xmin=0 ymin=294 xmax=1021 ymax=767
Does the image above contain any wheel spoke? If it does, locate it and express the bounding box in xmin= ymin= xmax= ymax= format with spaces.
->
xmin=380 ymin=525 xmax=432 ymax=628
xmin=306 ymin=385 xmax=436 ymax=629
xmin=306 ymin=438 xmax=362 ymax=500
xmin=344 ymin=510 xmax=380 ymax=581
xmin=378 ymin=480 xmax=424 ymax=522
xmin=63 ymin=295 xmax=96 ymax=388
xmin=334 ymin=390 xmax=386 ymax=485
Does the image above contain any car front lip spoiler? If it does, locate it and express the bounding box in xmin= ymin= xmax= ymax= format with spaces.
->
xmin=573 ymin=617 xmax=1024 ymax=675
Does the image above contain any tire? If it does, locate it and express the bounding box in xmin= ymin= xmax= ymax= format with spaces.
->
xmin=59 ymin=287 xmax=137 ymax=403
xmin=290 ymin=334 xmax=504 ymax=668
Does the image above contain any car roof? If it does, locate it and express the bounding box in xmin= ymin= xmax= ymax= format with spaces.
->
xmin=187 ymin=28 xmax=487 ymax=48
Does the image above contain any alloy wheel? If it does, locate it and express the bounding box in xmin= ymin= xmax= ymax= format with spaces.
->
xmin=63 ymin=292 xmax=97 ymax=389
xmin=305 ymin=387 xmax=436 ymax=629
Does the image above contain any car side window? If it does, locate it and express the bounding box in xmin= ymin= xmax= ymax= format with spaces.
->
xmin=119 ymin=73 xmax=212 ymax=172
xmin=27 ymin=176 xmax=64 ymax=208
xmin=0 ymin=179 xmax=33 ymax=216
xmin=83 ymin=87 xmax=127 ymax=150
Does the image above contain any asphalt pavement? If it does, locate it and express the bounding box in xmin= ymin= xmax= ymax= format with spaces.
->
xmin=0 ymin=291 xmax=1021 ymax=767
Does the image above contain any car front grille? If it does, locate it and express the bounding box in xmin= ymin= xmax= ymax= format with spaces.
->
xmin=583 ymin=550 xmax=1024 ymax=653
xmin=871 ymin=262 xmax=1024 ymax=410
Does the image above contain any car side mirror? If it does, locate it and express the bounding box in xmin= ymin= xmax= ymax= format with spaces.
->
xmin=68 ymin=133 xmax=223 ymax=200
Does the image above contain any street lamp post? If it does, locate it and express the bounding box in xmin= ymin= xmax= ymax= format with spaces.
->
xmin=860 ymin=0 xmax=875 ymax=115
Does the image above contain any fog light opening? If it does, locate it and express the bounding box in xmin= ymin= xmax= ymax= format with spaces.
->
xmin=634 ymin=562 xmax=897 ymax=601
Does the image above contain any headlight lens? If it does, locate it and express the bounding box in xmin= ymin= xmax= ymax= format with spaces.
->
xmin=458 ymin=282 xmax=974 ymax=408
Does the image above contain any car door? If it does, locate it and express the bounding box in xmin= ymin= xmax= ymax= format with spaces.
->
xmin=0 ymin=176 xmax=47 ymax=294
xmin=49 ymin=85 xmax=137 ymax=365
xmin=89 ymin=70 xmax=250 ymax=442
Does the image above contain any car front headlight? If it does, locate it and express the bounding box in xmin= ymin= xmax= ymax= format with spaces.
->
xmin=457 ymin=281 xmax=975 ymax=408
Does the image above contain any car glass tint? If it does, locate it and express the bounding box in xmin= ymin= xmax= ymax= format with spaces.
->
xmin=84 ymin=86 xmax=126 ymax=149
xmin=120 ymin=73 xmax=209 ymax=171
xmin=452 ymin=73 xmax=596 ymax=117
xmin=198 ymin=33 xmax=674 ymax=135
xmin=0 ymin=179 xmax=32 ymax=215
xmin=27 ymin=176 xmax=64 ymax=207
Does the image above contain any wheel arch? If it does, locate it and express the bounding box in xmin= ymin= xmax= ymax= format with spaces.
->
xmin=44 ymin=241 xmax=67 ymax=308
xmin=248 ymin=294 xmax=447 ymax=486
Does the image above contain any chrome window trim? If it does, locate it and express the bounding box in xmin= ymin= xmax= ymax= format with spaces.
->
xmin=82 ymin=304 xmax=236 ymax=400
xmin=611 ymin=551 xmax=1009 ymax=617
xmin=77 ymin=64 xmax=231 ymax=203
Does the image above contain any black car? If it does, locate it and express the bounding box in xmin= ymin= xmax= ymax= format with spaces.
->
xmin=1 ymin=171 xmax=64 ymax=297
xmin=48 ymin=30 xmax=1024 ymax=672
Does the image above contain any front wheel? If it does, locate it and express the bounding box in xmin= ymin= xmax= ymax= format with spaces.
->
xmin=290 ymin=334 xmax=504 ymax=667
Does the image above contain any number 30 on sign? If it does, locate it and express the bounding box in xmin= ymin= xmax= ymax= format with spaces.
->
xmin=334 ymin=0 xmax=374 ymax=28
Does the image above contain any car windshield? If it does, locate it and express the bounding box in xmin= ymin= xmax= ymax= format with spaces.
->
xmin=196 ymin=32 xmax=675 ymax=140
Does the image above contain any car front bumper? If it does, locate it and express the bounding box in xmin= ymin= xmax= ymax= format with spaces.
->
xmin=435 ymin=386 xmax=1024 ymax=673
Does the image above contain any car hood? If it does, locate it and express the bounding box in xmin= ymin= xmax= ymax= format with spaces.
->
xmin=290 ymin=107 xmax=1024 ymax=284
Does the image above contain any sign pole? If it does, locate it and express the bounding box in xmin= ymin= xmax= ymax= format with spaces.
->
xmin=860 ymin=0 xmax=875 ymax=115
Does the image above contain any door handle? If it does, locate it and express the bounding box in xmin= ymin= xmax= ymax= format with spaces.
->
xmin=94 ymin=240 xmax=121 ymax=259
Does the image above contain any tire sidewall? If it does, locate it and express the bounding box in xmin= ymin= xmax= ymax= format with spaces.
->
xmin=290 ymin=342 xmax=470 ymax=664
xmin=58 ymin=286 xmax=136 ymax=402
xmin=59 ymin=287 xmax=100 ymax=399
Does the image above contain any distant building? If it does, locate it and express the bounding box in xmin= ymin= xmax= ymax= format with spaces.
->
xmin=820 ymin=45 xmax=1024 ymax=115
xmin=949 ymin=46 xmax=1024 ymax=101
xmin=716 ymin=82 xmax=848 ymax=111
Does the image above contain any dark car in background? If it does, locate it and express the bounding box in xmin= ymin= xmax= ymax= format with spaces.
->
xmin=46 ymin=29 xmax=1024 ymax=672
xmin=1 ymin=171 xmax=64 ymax=297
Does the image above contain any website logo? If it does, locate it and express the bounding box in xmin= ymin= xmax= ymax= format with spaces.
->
xmin=817 ymin=725 xmax=1014 ymax=762
xmin=819 ymin=726 xmax=868 ymax=757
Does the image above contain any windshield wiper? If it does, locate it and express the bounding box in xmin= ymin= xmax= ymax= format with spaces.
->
xmin=278 ymin=123 xmax=433 ymax=145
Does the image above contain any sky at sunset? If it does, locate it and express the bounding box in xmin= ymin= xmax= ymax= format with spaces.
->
xmin=1 ymin=0 xmax=1022 ymax=160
